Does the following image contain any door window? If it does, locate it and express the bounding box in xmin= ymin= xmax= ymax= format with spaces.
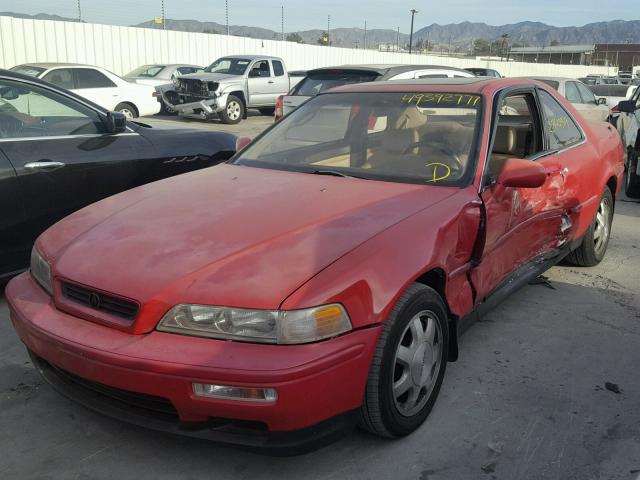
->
xmin=42 ymin=69 xmax=75 ymax=89
xmin=564 ymin=82 xmax=582 ymax=104
xmin=0 ymin=79 xmax=107 ymax=139
xmin=272 ymin=61 xmax=285 ymax=77
xmin=538 ymin=90 xmax=583 ymax=150
xmin=575 ymin=82 xmax=597 ymax=105
xmin=74 ymin=69 xmax=116 ymax=89
xmin=249 ymin=61 xmax=271 ymax=78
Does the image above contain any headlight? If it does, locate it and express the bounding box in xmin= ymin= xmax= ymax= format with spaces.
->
xmin=30 ymin=246 xmax=52 ymax=295
xmin=172 ymin=78 xmax=180 ymax=88
xmin=157 ymin=304 xmax=352 ymax=344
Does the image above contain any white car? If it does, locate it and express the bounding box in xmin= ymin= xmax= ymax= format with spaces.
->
xmin=10 ymin=63 xmax=160 ymax=118
xmin=124 ymin=64 xmax=204 ymax=114
xmin=525 ymin=76 xmax=610 ymax=123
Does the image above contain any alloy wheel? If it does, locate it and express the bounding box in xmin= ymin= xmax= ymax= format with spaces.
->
xmin=593 ymin=196 xmax=611 ymax=255
xmin=392 ymin=310 xmax=443 ymax=417
xmin=227 ymin=101 xmax=241 ymax=121
xmin=119 ymin=108 xmax=135 ymax=120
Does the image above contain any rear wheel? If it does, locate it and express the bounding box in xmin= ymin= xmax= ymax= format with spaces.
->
xmin=218 ymin=95 xmax=244 ymax=124
xmin=359 ymin=284 xmax=448 ymax=438
xmin=625 ymin=149 xmax=640 ymax=199
xmin=114 ymin=102 xmax=137 ymax=120
xmin=566 ymin=187 xmax=613 ymax=267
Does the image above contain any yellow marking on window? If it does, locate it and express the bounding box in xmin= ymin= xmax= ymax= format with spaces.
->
xmin=425 ymin=162 xmax=452 ymax=182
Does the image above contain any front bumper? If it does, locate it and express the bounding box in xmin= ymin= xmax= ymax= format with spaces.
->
xmin=164 ymin=91 xmax=226 ymax=117
xmin=6 ymin=273 xmax=381 ymax=453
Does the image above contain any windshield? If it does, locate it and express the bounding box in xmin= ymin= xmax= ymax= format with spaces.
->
xmin=126 ymin=65 xmax=165 ymax=77
xmin=291 ymin=70 xmax=380 ymax=96
xmin=10 ymin=65 xmax=46 ymax=77
xmin=205 ymin=58 xmax=251 ymax=75
xmin=234 ymin=92 xmax=482 ymax=186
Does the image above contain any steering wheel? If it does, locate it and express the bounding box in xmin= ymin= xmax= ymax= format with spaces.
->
xmin=403 ymin=141 xmax=464 ymax=173
xmin=0 ymin=113 xmax=24 ymax=138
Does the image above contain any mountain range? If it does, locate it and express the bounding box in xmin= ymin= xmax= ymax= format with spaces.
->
xmin=3 ymin=12 xmax=640 ymax=49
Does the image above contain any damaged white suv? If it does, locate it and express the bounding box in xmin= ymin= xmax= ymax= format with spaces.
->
xmin=164 ymin=55 xmax=302 ymax=124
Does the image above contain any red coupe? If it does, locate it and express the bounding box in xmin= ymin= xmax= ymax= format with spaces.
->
xmin=6 ymin=78 xmax=624 ymax=453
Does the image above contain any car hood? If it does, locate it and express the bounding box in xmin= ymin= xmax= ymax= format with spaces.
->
xmin=41 ymin=164 xmax=456 ymax=325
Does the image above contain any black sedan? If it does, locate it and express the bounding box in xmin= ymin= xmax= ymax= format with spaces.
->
xmin=0 ymin=69 xmax=237 ymax=280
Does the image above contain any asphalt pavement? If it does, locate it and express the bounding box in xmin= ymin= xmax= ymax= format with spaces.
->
xmin=1 ymin=114 xmax=639 ymax=479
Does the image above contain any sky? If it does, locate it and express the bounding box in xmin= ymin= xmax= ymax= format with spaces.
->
xmin=1 ymin=0 xmax=637 ymax=33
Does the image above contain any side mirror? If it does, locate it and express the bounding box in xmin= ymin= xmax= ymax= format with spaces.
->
xmin=617 ymin=100 xmax=636 ymax=114
xmin=235 ymin=136 xmax=252 ymax=151
xmin=597 ymin=97 xmax=608 ymax=105
xmin=105 ymin=111 xmax=127 ymax=134
xmin=497 ymin=158 xmax=547 ymax=189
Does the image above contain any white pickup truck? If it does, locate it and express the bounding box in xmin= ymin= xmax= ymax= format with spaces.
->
xmin=165 ymin=55 xmax=303 ymax=124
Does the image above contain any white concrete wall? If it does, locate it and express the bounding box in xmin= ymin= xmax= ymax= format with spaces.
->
xmin=0 ymin=16 xmax=615 ymax=78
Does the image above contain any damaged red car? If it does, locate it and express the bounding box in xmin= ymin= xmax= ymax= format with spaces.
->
xmin=6 ymin=78 xmax=624 ymax=453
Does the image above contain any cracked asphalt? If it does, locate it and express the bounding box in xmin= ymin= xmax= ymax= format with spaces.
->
xmin=1 ymin=116 xmax=639 ymax=479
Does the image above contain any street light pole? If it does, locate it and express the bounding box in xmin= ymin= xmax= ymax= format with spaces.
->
xmin=225 ymin=0 xmax=230 ymax=36
xmin=396 ymin=26 xmax=400 ymax=52
xmin=327 ymin=14 xmax=331 ymax=46
xmin=409 ymin=9 xmax=418 ymax=54
xmin=281 ymin=5 xmax=284 ymax=41
xmin=364 ymin=20 xmax=367 ymax=50
xmin=77 ymin=0 xmax=82 ymax=22
xmin=161 ymin=0 xmax=165 ymax=30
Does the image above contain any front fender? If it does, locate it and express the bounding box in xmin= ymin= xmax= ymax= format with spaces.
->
xmin=280 ymin=188 xmax=482 ymax=328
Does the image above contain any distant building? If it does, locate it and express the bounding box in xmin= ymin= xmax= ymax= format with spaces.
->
xmin=509 ymin=45 xmax=595 ymax=65
xmin=378 ymin=43 xmax=401 ymax=52
xmin=509 ymin=44 xmax=640 ymax=70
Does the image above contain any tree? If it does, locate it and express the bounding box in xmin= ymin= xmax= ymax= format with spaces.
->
xmin=550 ymin=40 xmax=560 ymax=46
xmin=473 ymin=38 xmax=491 ymax=55
xmin=414 ymin=39 xmax=425 ymax=52
xmin=286 ymin=32 xmax=303 ymax=43
xmin=202 ymin=28 xmax=218 ymax=34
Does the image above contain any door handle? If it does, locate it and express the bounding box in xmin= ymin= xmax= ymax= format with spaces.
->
xmin=24 ymin=161 xmax=66 ymax=170
xmin=268 ymin=80 xmax=275 ymax=84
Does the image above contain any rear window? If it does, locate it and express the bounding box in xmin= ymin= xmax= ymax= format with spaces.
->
xmin=126 ymin=65 xmax=165 ymax=77
xmin=291 ymin=70 xmax=380 ymax=96
xmin=10 ymin=65 xmax=46 ymax=77
xmin=536 ymin=79 xmax=560 ymax=91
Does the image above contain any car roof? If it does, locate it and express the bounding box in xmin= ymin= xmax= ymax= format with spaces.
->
xmin=15 ymin=62 xmax=102 ymax=69
xmin=328 ymin=77 xmax=511 ymax=94
xmin=217 ymin=55 xmax=282 ymax=61
xmin=306 ymin=64 xmax=470 ymax=77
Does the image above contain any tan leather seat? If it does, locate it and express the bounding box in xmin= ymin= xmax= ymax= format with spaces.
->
xmin=489 ymin=125 xmax=518 ymax=176
xmin=367 ymin=128 xmax=422 ymax=172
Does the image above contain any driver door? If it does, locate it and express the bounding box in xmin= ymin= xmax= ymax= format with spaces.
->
xmin=0 ymin=77 xmax=151 ymax=246
xmin=247 ymin=60 xmax=277 ymax=106
xmin=471 ymin=89 xmax=566 ymax=302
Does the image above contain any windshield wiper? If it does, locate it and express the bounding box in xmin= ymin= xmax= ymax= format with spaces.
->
xmin=311 ymin=169 xmax=368 ymax=180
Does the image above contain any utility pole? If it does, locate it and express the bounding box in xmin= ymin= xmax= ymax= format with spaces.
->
xmin=396 ymin=26 xmax=400 ymax=52
xmin=327 ymin=14 xmax=331 ymax=46
xmin=225 ymin=0 xmax=229 ymax=36
xmin=281 ymin=5 xmax=284 ymax=41
xmin=77 ymin=0 xmax=81 ymax=22
xmin=364 ymin=20 xmax=367 ymax=50
xmin=409 ymin=9 xmax=418 ymax=54
xmin=161 ymin=0 xmax=165 ymax=30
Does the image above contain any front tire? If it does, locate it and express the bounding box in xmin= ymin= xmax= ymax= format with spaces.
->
xmin=566 ymin=187 xmax=613 ymax=267
xmin=360 ymin=284 xmax=448 ymax=438
xmin=218 ymin=95 xmax=244 ymax=124
xmin=625 ymin=149 xmax=640 ymax=199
